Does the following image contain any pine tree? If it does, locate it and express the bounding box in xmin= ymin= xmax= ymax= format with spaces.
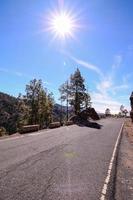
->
xmin=69 ymin=68 xmax=86 ymax=115
xmin=38 ymin=89 xmax=47 ymax=128
xmin=105 ymin=108 xmax=111 ymax=116
xmin=47 ymin=92 xmax=54 ymax=124
xmin=25 ymin=79 xmax=54 ymax=127
xmin=25 ymin=79 xmax=43 ymax=125
xmin=38 ymin=90 xmax=54 ymax=128
xmin=84 ymin=92 xmax=91 ymax=109
xmin=17 ymin=94 xmax=30 ymax=128
xmin=59 ymin=80 xmax=70 ymax=121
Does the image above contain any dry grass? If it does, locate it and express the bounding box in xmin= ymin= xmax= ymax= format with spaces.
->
xmin=124 ymin=119 xmax=133 ymax=143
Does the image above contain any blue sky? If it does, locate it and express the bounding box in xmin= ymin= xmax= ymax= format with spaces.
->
xmin=0 ymin=0 xmax=133 ymax=113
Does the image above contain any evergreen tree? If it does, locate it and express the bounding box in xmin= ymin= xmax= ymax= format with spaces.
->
xmin=84 ymin=92 xmax=91 ymax=109
xmin=0 ymin=79 xmax=55 ymax=134
xmin=26 ymin=79 xmax=43 ymax=125
xmin=46 ymin=92 xmax=54 ymax=126
xmin=17 ymin=94 xmax=30 ymax=128
xmin=105 ymin=108 xmax=111 ymax=116
xmin=38 ymin=89 xmax=47 ymax=128
xmin=59 ymin=69 xmax=91 ymax=117
xmin=59 ymin=80 xmax=70 ymax=121
xmin=25 ymin=79 xmax=54 ymax=127
xmin=69 ymin=68 xmax=86 ymax=115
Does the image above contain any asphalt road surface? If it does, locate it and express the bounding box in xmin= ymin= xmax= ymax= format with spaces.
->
xmin=0 ymin=118 xmax=123 ymax=200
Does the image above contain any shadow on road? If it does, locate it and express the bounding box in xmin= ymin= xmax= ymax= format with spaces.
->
xmin=76 ymin=121 xmax=103 ymax=129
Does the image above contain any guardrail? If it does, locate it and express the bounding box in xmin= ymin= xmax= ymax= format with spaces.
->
xmin=49 ymin=122 xmax=61 ymax=129
xmin=65 ymin=121 xmax=73 ymax=126
xmin=20 ymin=125 xmax=39 ymax=134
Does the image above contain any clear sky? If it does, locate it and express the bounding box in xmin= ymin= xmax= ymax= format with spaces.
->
xmin=0 ymin=0 xmax=133 ymax=113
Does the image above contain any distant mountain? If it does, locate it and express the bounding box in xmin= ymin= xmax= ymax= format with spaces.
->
xmin=0 ymin=92 xmax=19 ymax=134
xmin=53 ymin=103 xmax=74 ymax=122
xmin=53 ymin=103 xmax=73 ymax=111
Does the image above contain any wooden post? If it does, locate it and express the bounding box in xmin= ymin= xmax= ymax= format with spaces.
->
xmin=130 ymin=92 xmax=133 ymax=122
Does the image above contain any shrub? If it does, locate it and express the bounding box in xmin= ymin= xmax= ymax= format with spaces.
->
xmin=0 ymin=127 xmax=6 ymax=137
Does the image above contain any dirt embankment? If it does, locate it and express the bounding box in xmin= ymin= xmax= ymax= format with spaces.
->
xmin=124 ymin=119 xmax=133 ymax=143
xmin=115 ymin=119 xmax=133 ymax=200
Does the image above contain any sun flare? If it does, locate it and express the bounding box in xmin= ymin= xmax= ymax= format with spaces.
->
xmin=51 ymin=12 xmax=74 ymax=37
xmin=47 ymin=10 xmax=78 ymax=40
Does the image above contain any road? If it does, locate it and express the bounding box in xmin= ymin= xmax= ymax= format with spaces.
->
xmin=0 ymin=118 xmax=123 ymax=200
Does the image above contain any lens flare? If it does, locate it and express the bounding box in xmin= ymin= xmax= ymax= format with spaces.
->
xmin=51 ymin=12 xmax=74 ymax=38
xmin=45 ymin=8 xmax=80 ymax=40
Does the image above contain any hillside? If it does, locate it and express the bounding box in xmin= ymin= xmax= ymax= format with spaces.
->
xmin=0 ymin=92 xmax=73 ymax=134
xmin=0 ymin=92 xmax=19 ymax=134
xmin=53 ymin=103 xmax=74 ymax=121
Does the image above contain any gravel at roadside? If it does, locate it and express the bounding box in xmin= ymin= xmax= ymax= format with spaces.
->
xmin=115 ymin=119 xmax=133 ymax=200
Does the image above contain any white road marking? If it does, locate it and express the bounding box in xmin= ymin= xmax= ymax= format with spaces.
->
xmin=100 ymin=122 xmax=124 ymax=200
xmin=100 ymin=195 xmax=105 ymax=200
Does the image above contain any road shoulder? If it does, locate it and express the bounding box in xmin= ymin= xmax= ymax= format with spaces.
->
xmin=115 ymin=119 xmax=133 ymax=200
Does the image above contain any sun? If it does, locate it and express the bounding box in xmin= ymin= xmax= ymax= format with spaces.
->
xmin=43 ymin=8 xmax=81 ymax=41
xmin=47 ymin=10 xmax=78 ymax=40
xmin=51 ymin=12 xmax=74 ymax=38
